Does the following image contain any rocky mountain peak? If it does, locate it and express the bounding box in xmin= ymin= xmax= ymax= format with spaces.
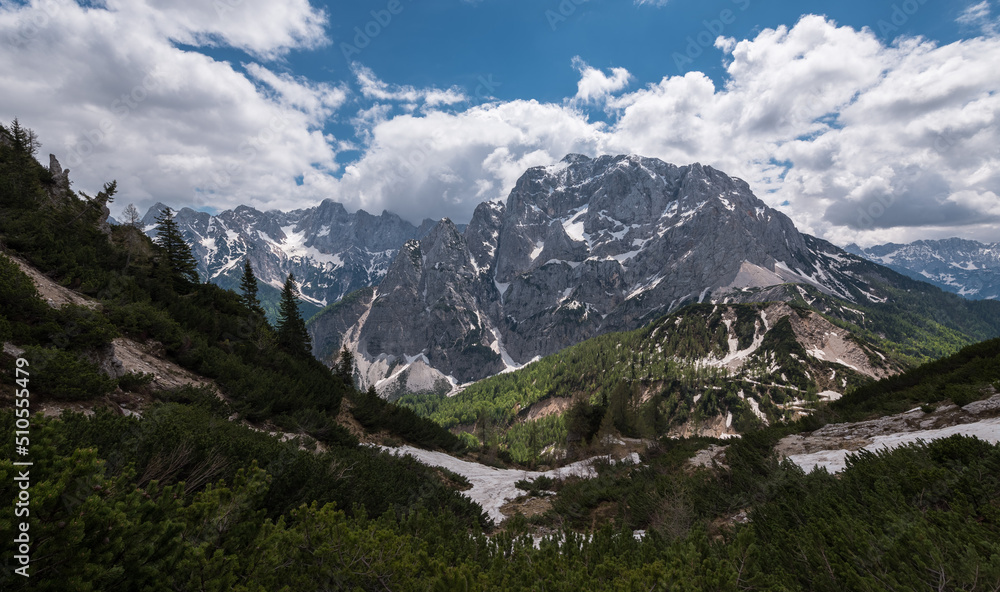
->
xmin=311 ymin=153 xmax=893 ymax=397
xmin=560 ymin=153 xmax=591 ymax=164
xmin=141 ymin=202 xmax=170 ymax=227
xmin=139 ymin=199 xmax=434 ymax=316
xmin=311 ymin=151 xmax=975 ymax=400
xmin=421 ymin=218 xmax=469 ymax=268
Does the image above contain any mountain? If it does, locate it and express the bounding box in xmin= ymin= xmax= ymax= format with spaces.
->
xmin=400 ymin=300 xmax=905 ymax=461
xmin=140 ymin=200 xmax=438 ymax=320
xmin=845 ymin=238 xmax=1000 ymax=300
xmin=309 ymin=154 xmax=1000 ymax=397
xmin=5 ymin=124 xmax=1000 ymax=591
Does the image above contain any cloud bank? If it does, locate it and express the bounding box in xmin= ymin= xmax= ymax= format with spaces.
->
xmin=1 ymin=2 xmax=998 ymax=247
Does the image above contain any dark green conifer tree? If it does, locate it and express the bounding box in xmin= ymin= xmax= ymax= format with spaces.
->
xmin=239 ymin=258 xmax=266 ymax=318
xmin=154 ymin=206 xmax=199 ymax=289
xmin=335 ymin=346 xmax=355 ymax=387
xmin=276 ymin=272 xmax=311 ymax=355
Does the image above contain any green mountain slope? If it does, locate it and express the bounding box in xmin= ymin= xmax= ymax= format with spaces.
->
xmin=400 ymin=300 xmax=908 ymax=463
xmin=402 ymin=271 xmax=1000 ymax=464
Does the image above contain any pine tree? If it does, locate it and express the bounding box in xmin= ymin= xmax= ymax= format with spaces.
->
xmin=335 ymin=346 xmax=355 ymax=387
xmin=154 ymin=206 xmax=199 ymax=289
xmin=8 ymin=117 xmax=39 ymax=158
xmin=276 ymin=272 xmax=311 ymax=355
xmin=239 ymin=258 xmax=265 ymax=318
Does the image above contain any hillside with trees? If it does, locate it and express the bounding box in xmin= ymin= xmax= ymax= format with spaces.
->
xmin=400 ymin=300 xmax=906 ymax=464
xmin=3 ymin=122 xmax=1000 ymax=590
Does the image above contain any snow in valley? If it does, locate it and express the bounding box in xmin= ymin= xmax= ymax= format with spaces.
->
xmin=787 ymin=417 xmax=1000 ymax=473
xmin=779 ymin=393 xmax=1000 ymax=473
xmin=383 ymin=445 xmax=640 ymax=523
xmin=379 ymin=395 xmax=1000 ymax=524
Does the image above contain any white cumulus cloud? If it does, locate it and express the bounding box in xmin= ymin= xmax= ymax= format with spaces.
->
xmin=1 ymin=4 xmax=998 ymax=250
xmin=571 ymin=57 xmax=633 ymax=104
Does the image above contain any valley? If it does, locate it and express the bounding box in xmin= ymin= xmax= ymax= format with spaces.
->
xmin=2 ymin=121 xmax=1000 ymax=590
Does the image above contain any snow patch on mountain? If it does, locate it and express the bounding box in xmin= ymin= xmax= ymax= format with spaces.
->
xmin=383 ymin=446 xmax=641 ymax=524
xmin=279 ymin=225 xmax=345 ymax=269
xmin=788 ymin=418 xmax=1000 ymax=473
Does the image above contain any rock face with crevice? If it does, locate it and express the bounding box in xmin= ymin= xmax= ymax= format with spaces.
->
xmin=308 ymin=154 xmax=912 ymax=396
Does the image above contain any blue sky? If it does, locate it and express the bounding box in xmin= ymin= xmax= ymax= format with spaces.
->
xmin=1 ymin=0 xmax=999 ymax=246
xmin=317 ymin=0 xmax=960 ymax=103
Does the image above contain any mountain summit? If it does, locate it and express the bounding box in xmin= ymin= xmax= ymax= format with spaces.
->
xmin=310 ymin=154 xmax=901 ymax=397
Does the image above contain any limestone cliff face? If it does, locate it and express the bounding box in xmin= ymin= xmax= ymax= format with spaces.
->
xmin=310 ymin=154 xmax=891 ymax=396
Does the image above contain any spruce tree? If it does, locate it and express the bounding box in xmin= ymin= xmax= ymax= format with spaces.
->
xmin=335 ymin=346 xmax=355 ymax=387
xmin=8 ymin=117 xmax=39 ymax=158
xmin=276 ymin=272 xmax=311 ymax=355
xmin=239 ymin=258 xmax=265 ymax=318
xmin=154 ymin=206 xmax=199 ymax=289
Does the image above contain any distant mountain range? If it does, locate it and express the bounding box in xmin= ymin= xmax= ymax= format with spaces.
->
xmin=845 ymin=239 xmax=1000 ymax=300
xmin=139 ymin=201 xmax=441 ymax=320
xmin=306 ymin=154 xmax=1000 ymax=397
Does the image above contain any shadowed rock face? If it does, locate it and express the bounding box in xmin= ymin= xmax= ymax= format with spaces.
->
xmin=310 ymin=153 xmax=890 ymax=395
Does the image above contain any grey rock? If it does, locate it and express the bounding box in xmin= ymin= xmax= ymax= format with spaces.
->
xmin=142 ymin=200 xmax=434 ymax=315
xmin=314 ymin=153 xmax=897 ymax=395
xmin=45 ymin=154 xmax=72 ymax=204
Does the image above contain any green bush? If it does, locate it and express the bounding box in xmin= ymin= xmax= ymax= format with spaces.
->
xmin=117 ymin=371 xmax=155 ymax=392
xmin=22 ymin=345 xmax=116 ymax=400
xmin=944 ymin=383 xmax=982 ymax=407
xmin=52 ymin=303 xmax=119 ymax=351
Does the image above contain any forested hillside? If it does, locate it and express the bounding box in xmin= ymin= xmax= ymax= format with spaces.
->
xmin=3 ymin=122 xmax=1000 ymax=590
xmin=400 ymin=300 xmax=904 ymax=464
